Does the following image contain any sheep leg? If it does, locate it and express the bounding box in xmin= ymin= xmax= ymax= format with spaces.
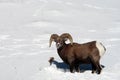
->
xmin=96 ymin=62 xmax=102 ymax=74
xmin=90 ymin=58 xmax=100 ymax=74
xmin=92 ymin=61 xmax=102 ymax=74
xmin=91 ymin=62 xmax=96 ymax=73
xmin=90 ymin=56 xmax=102 ymax=74
xmin=88 ymin=57 xmax=96 ymax=73
xmin=92 ymin=58 xmax=102 ymax=74
xmin=69 ymin=60 xmax=76 ymax=73
xmin=69 ymin=64 xmax=74 ymax=73
xmin=92 ymin=62 xmax=99 ymax=74
xmin=75 ymin=63 xmax=80 ymax=72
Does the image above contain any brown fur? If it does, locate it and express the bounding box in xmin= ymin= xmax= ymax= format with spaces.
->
xmin=57 ymin=41 xmax=101 ymax=74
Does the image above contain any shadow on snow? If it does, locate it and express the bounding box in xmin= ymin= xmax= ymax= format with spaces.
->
xmin=50 ymin=60 xmax=105 ymax=73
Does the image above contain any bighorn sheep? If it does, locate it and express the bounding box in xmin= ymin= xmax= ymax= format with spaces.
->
xmin=49 ymin=33 xmax=106 ymax=74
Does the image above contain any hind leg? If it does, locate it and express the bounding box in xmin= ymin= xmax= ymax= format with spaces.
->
xmin=96 ymin=61 xmax=102 ymax=74
xmin=90 ymin=58 xmax=101 ymax=74
xmin=88 ymin=57 xmax=97 ymax=74
xmin=92 ymin=61 xmax=102 ymax=74
xmin=91 ymin=62 xmax=96 ymax=74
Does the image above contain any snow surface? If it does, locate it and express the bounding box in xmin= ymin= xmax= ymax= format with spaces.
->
xmin=0 ymin=0 xmax=120 ymax=80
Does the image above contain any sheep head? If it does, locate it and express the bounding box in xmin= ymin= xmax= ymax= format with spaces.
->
xmin=49 ymin=33 xmax=73 ymax=48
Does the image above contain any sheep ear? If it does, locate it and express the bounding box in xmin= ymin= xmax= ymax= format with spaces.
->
xmin=49 ymin=34 xmax=59 ymax=47
xmin=60 ymin=33 xmax=73 ymax=45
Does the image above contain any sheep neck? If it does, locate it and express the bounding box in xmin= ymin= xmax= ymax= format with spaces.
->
xmin=57 ymin=43 xmax=67 ymax=62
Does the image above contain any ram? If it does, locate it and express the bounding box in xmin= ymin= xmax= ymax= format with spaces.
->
xmin=49 ymin=33 xmax=106 ymax=74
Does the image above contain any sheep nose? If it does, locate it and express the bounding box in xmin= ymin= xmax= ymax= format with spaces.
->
xmin=57 ymin=43 xmax=60 ymax=46
xmin=57 ymin=43 xmax=60 ymax=45
xmin=56 ymin=43 xmax=61 ymax=49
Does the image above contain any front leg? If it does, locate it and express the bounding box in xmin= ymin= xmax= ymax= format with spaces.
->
xmin=69 ymin=64 xmax=74 ymax=73
xmin=75 ymin=63 xmax=80 ymax=72
xmin=69 ymin=61 xmax=75 ymax=73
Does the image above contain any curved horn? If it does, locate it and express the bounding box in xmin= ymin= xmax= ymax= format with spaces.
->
xmin=60 ymin=33 xmax=73 ymax=45
xmin=49 ymin=34 xmax=59 ymax=47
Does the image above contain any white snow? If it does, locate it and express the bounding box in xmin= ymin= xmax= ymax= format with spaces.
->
xmin=0 ymin=0 xmax=120 ymax=80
